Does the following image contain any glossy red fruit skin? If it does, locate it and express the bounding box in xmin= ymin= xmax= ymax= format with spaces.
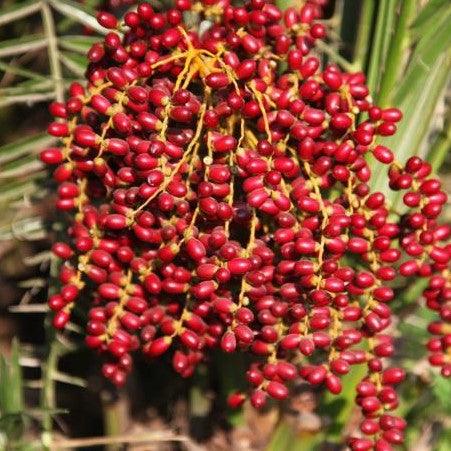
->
xmin=250 ymin=390 xmax=267 ymax=408
xmin=266 ymin=381 xmax=288 ymax=400
xmin=221 ymin=331 xmax=237 ymax=353
xmin=185 ymin=237 xmax=206 ymax=261
xmin=382 ymin=368 xmax=406 ymax=385
xmin=97 ymin=12 xmax=118 ymax=29
xmin=53 ymin=310 xmax=70 ymax=329
xmin=227 ymin=391 xmax=246 ymax=408
xmin=52 ymin=242 xmax=73 ymax=259
xmin=47 ymin=122 xmax=69 ymax=137
xmin=144 ymin=337 xmax=172 ymax=357
xmin=40 ymin=148 xmax=64 ymax=164
xmin=40 ymin=6 xmax=449 ymax=444
xmin=325 ymin=374 xmax=342 ymax=394
xmin=105 ymin=214 xmax=128 ymax=230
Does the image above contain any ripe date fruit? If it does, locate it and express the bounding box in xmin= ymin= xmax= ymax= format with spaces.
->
xmin=41 ymin=3 xmax=450 ymax=449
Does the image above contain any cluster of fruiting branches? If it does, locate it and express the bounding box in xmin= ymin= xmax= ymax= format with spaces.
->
xmin=40 ymin=1 xmax=450 ymax=449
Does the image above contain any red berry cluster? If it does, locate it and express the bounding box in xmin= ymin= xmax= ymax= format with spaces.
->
xmin=41 ymin=1 xmax=450 ymax=449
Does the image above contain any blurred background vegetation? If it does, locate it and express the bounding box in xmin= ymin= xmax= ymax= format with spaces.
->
xmin=0 ymin=0 xmax=449 ymax=449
